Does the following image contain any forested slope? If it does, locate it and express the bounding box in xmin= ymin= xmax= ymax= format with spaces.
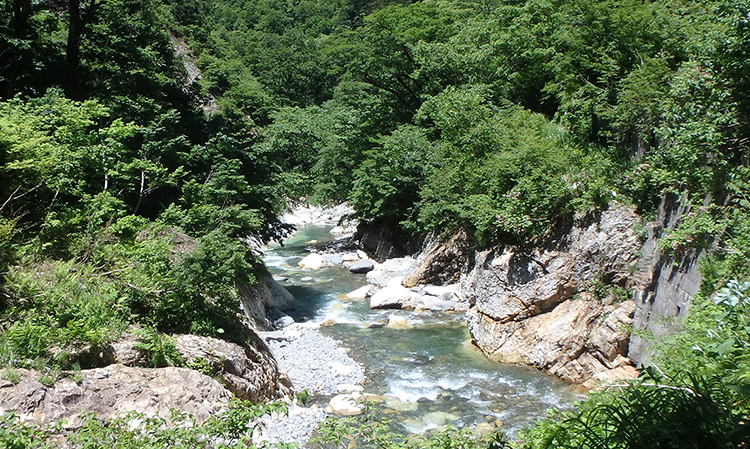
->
xmin=1 ymin=0 xmax=749 ymax=446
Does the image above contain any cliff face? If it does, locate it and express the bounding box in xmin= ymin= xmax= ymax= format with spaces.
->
xmin=628 ymin=193 xmax=704 ymax=365
xmin=463 ymin=196 xmax=708 ymax=383
xmin=464 ymin=204 xmax=643 ymax=384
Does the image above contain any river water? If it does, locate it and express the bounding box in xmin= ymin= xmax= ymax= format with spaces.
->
xmin=264 ymin=224 xmax=580 ymax=437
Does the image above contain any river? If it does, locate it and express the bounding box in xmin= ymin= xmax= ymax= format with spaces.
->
xmin=263 ymin=224 xmax=580 ymax=438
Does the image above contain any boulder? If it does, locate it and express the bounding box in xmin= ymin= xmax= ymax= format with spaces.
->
xmin=348 ymin=259 xmax=375 ymax=273
xmin=422 ymin=284 xmax=459 ymax=301
xmin=0 ymin=365 xmax=230 ymax=427
xmin=325 ymin=393 xmax=363 ymax=415
xmin=239 ymin=271 xmax=296 ymax=331
xmin=268 ymin=308 xmax=295 ymax=329
xmin=298 ymin=253 xmax=326 ymax=270
xmin=369 ymin=285 xmax=417 ymax=309
xmin=324 ymin=254 xmax=344 ymax=266
xmin=366 ymin=257 xmax=418 ymax=287
xmin=108 ymin=332 xmax=291 ymax=403
xmin=344 ymin=285 xmax=373 ymax=300
xmin=386 ymin=315 xmax=412 ymax=329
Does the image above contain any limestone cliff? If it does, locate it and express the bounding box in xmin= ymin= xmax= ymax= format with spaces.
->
xmin=463 ymin=204 xmax=642 ymax=384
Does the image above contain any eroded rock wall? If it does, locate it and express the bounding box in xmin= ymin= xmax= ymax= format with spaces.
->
xmin=464 ymin=204 xmax=642 ymax=384
xmin=628 ymin=193 xmax=704 ymax=365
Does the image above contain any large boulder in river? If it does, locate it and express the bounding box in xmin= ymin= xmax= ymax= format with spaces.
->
xmin=0 ymin=365 xmax=230 ymax=427
xmin=465 ymin=204 xmax=642 ymax=384
xmin=366 ymin=257 xmax=418 ymax=287
xmin=298 ymin=253 xmax=326 ymax=270
xmin=369 ymin=284 xmax=417 ymax=309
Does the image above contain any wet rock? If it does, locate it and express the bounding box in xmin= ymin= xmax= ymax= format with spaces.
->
xmin=366 ymin=257 xmax=418 ymax=287
xmin=387 ymin=315 xmax=412 ymax=329
xmin=300 ymin=276 xmax=314 ymax=283
xmin=349 ymin=259 xmax=375 ymax=273
xmin=298 ymin=253 xmax=326 ymax=270
xmin=369 ymin=284 xmax=416 ymax=309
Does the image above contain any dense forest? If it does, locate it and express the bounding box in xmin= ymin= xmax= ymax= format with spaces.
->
xmin=0 ymin=0 xmax=749 ymax=446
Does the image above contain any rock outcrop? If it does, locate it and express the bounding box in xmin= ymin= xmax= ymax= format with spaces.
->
xmin=174 ymin=334 xmax=292 ymax=402
xmin=628 ymin=193 xmax=705 ymax=365
xmin=239 ymin=270 xmax=296 ymax=330
xmin=109 ymin=332 xmax=292 ymax=403
xmin=404 ymin=227 xmax=473 ymax=288
xmin=0 ymin=365 xmax=230 ymax=427
xmin=465 ymin=204 xmax=642 ymax=384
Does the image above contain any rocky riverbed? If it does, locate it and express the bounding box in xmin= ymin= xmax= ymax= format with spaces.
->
xmin=253 ymin=323 xmax=365 ymax=447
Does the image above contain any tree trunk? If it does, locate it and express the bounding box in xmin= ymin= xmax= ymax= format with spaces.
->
xmin=65 ymin=0 xmax=83 ymax=99
xmin=13 ymin=0 xmax=31 ymax=38
xmin=65 ymin=0 xmax=100 ymax=100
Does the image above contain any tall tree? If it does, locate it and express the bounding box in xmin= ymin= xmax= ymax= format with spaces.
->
xmin=66 ymin=0 xmax=101 ymax=99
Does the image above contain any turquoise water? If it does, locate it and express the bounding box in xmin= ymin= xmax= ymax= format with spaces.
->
xmin=264 ymin=225 xmax=580 ymax=436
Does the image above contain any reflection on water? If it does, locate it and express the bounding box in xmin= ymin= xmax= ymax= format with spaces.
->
xmin=264 ymin=225 xmax=580 ymax=436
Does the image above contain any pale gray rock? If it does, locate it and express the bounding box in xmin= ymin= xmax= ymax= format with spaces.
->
xmin=369 ymin=284 xmax=417 ymax=309
xmin=404 ymin=228 xmax=473 ymax=287
xmin=0 ymin=365 xmax=230 ymax=427
xmin=465 ymin=204 xmax=642 ymax=384
xmin=298 ymin=253 xmax=326 ymax=270
xmin=366 ymin=257 xmax=418 ymax=287
xmin=107 ymin=332 xmax=291 ymax=403
xmin=239 ymin=271 xmax=296 ymax=331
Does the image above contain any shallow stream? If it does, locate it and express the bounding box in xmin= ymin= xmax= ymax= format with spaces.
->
xmin=264 ymin=225 xmax=580 ymax=437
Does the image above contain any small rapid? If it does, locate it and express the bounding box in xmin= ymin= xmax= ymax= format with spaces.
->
xmin=263 ymin=224 xmax=580 ymax=437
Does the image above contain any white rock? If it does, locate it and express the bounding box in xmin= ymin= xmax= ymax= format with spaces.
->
xmin=345 ymin=285 xmax=372 ymax=300
xmin=342 ymin=253 xmax=360 ymax=262
xmin=423 ymin=284 xmax=459 ymax=300
xmin=336 ymin=384 xmax=364 ymax=394
xmin=387 ymin=315 xmax=412 ymax=328
xmin=325 ymin=393 xmax=363 ymax=415
xmin=329 ymin=361 xmax=353 ymax=376
xmin=369 ymin=285 xmax=415 ymax=309
xmin=298 ymin=253 xmax=326 ymax=270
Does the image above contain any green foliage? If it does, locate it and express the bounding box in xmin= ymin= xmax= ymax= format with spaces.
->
xmin=132 ymin=327 xmax=184 ymax=368
xmin=658 ymin=203 xmax=726 ymax=257
xmin=522 ymin=372 xmax=745 ymax=449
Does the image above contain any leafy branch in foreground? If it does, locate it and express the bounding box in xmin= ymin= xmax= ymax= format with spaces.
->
xmin=522 ymin=371 xmax=747 ymax=449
